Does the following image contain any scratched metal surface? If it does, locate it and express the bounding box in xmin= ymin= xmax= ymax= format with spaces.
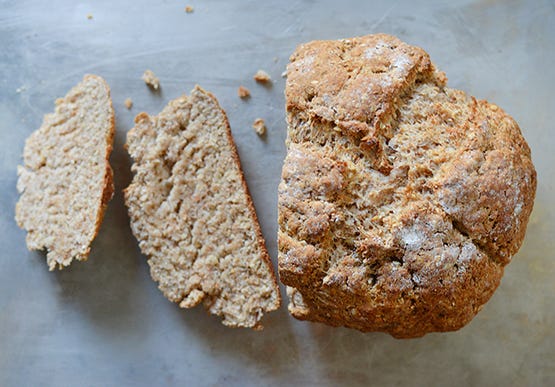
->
xmin=1 ymin=0 xmax=554 ymax=385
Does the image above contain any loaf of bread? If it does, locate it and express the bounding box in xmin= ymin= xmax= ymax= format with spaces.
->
xmin=278 ymin=34 xmax=537 ymax=338
xmin=125 ymin=86 xmax=280 ymax=329
xmin=15 ymin=75 xmax=115 ymax=270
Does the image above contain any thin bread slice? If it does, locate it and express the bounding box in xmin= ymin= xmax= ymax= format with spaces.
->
xmin=15 ymin=74 xmax=115 ymax=270
xmin=124 ymin=85 xmax=280 ymax=329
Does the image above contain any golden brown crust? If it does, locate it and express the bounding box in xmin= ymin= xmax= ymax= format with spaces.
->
xmin=90 ymin=76 xmax=116 ymax=255
xmin=279 ymin=34 xmax=536 ymax=338
xmin=286 ymin=34 xmax=438 ymax=132
xmin=285 ymin=34 xmax=444 ymax=175
xmin=433 ymin=101 xmax=536 ymax=264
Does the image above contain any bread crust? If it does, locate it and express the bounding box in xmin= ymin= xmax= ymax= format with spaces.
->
xmin=92 ymin=75 xmax=116 ymax=257
xmin=279 ymin=34 xmax=537 ymax=338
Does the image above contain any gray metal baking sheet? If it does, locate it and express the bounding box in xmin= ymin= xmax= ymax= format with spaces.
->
xmin=1 ymin=0 xmax=554 ymax=385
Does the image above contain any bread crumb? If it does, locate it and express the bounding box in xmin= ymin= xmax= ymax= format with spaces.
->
xmin=185 ymin=5 xmax=194 ymax=13
xmin=281 ymin=70 xmax=288 ymax=78
xmin=124 ymin=98 xmax=133 ymax=109
xmin=87 ymin=14 xmax=93 ymax=20
xmin=253 ymin=70 xmax=271 ymax=83
xmin=252 ymin=118 xmax=267 ymax=136
xmin=142 ymin=70 xmax=160 ymax=90
xmin=273 ymin=57 xmax=279 ymax=63
xmin=237 ymin=86 xmax=251 ymax=99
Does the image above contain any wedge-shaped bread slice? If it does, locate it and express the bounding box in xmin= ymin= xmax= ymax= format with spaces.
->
xmin=125 ymin=86 xmax=280 ymax=329
xmin=15 ymin=75 xmax=115 ymax=270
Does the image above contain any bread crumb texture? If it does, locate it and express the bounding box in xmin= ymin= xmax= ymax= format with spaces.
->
xmin=253 ymin=70 xmax=271 ymax=83
xmin=279 ymin=34 xmax=537 ymax=338
xmin=125 ymin=86 xmax=280 ymax=329
xmin=15 ymin=75 xmax=115 ymax=270
xmin=142 ymin=69 xmax=160 ymax=90
xmin=185 ymin=5 xmax=194 ymax=13
xmin=252 ymin=118 xmax=267 ymax=136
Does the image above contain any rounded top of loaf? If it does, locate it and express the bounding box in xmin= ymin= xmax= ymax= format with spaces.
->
xmin=279 ymin=34 xmax=537 ymax=338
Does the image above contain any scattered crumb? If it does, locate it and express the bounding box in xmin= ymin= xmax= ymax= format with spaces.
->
xmin=281 ymin=70 xmax=288 ymax=78
xmin=16 ymin=86 xmax=27 ymax=93
xmin=253 ymin=70 xmax=271 ymax=83
xmin=124 ymin=98 xmax=133 ymax=109
xmin=87 ymin=14 xmax=93 ymax=20
xmin=185 ymin=5 xmax=194 ymax=13
xmin=252 ymin=118 xmax=267 ymax=136
xmin=237 ymin=86 xmax=251 ymax=99
xmin=273 ymin=57 xmax=279 ymax=63
xmin=142 ymin=69 xmax=160 ymax=90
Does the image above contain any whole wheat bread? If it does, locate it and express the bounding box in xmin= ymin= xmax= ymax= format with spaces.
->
xmin=278 ymin=34 xmax=537 ymax=338
xmin=125 ymin=85 xmax=280 ymax=329
xmin=15 ymin=74 xmax=115 ymax=270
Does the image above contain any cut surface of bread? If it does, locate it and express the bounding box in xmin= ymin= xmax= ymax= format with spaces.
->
xmin=15 ymin=74 xmax=115 ymax=270
xmin=278 ymin=34 xmax=537 ymax=338
xmin=125 ymin=86 xmax=280 ymax=329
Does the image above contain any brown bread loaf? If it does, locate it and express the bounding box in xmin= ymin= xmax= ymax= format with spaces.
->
xmin=278 ymin=34 xmax=536 ymax=338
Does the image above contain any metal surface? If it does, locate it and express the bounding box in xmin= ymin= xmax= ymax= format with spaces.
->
xmin=1 ymin=0 xmax=554 ymax=385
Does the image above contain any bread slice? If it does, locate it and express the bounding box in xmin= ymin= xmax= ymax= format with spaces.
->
xmin=278 ymin=34 xmax=536 ymax=338
xmin=15 ymin=75 xmax=115 ymax=270
xmin=125 ymin=85 xmax=280 ymax=329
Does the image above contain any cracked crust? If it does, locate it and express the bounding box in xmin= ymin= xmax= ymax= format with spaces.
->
xmin=15 ymin=75 xmax=115 ymax=270
xmin=124 ymin=85 xmax=280 ymax=329
xmin=278 ymin=34 xmax=537 ymax=338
